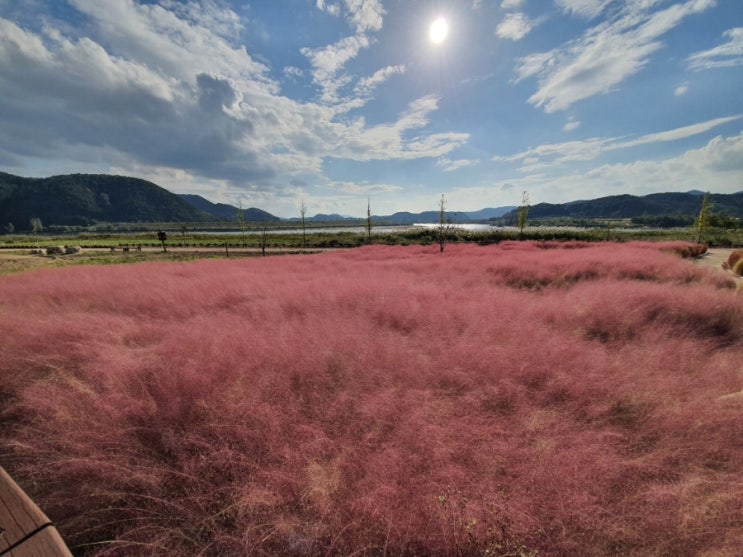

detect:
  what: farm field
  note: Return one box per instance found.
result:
[1,241,742,556]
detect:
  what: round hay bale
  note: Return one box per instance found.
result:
[46,245,65,255]
[64,246,81,254]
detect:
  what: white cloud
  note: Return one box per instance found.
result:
[316,0,341,16]
[343,0,384,34]
[66,0,274,89]
[501,0,525,8]
[516,0,715,112]
[283,66,304,78]
[317,0,341,16]
[333,96,469,161]
[687,27,743,70]
[490,131,743,205]
[495,137,610,168]
[555,0,613,20]
[618,115,743,149]
[495,115,742,167]
[496,13,534,41]
[301,1,390,105]
[563,119,581,131]
[301,34,371,103]
[328,180,403,195]
[674,82,689,96]
[0,1,468,200]
[159,0,244,40]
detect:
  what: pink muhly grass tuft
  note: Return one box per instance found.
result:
[1,241,742,556]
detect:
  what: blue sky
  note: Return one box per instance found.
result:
[1,0,741,217]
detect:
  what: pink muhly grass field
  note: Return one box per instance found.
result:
[1,241,742,556]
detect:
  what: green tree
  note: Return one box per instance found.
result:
[30,217,43,234]
[517,190,530,238]
[695,191,711,243]
[157,229,168,252]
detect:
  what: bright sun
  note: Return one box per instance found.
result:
[429,16,449,44]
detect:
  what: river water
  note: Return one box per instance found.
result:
[193,223,497,235]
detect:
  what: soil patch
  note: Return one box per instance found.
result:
[692,248,743,287]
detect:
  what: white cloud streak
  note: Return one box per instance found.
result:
[555,0,613,20]
[354,64,406,96]
[495,115,742,168]
[516,0,716,112]
[437,158,478,172]
[687,27,743,70]
[490,131,743,205]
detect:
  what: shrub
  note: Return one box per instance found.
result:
[723,249,743,273]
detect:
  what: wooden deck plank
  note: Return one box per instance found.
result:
[0,467,72,557]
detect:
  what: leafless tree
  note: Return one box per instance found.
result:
[438,194,447,252]
[366,197,373,244]
[300,200,307,249]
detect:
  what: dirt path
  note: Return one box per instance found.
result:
[691,248,742,288]
[0,246,326,274]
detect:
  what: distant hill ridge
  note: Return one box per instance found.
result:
[505,191,743,220]
[2,171,742,230]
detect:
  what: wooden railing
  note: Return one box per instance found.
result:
[0,466,72,556]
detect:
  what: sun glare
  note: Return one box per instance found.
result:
[429,16,449,44]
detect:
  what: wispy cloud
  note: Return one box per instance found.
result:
[354,64,406,96]
[515,0,716,112]
[491,131,743,204]
[437,157,478,172]
[501,0,525,8]
[334,96,469,161]
[687,27,743,70]
[328,180,403,195]
[674,82,689,96]
[555,0,613,20]
[496,13,535,41]
[316,0,341,17]
[495,115,742,168]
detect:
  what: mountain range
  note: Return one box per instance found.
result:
[1,172,741,231]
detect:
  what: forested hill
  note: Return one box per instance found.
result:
[178,194,280,222]
[0,172,211,230]
[508,191,743,221]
